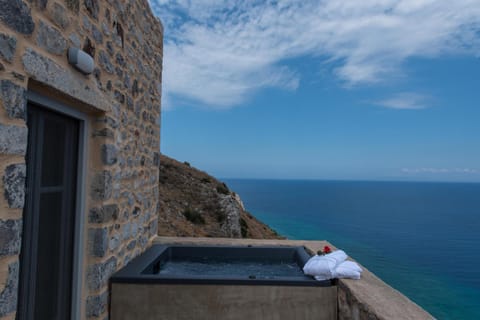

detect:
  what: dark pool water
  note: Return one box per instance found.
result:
[158,258,304,278]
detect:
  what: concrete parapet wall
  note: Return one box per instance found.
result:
[337,268,434,320]
[112,284,337,320]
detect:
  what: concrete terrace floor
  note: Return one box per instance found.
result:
[154,236,434,320]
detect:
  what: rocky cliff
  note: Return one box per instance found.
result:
[157,155,282,239]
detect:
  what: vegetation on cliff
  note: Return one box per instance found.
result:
[158,155,282,239]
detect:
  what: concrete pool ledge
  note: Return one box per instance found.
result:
[154,236,434,320]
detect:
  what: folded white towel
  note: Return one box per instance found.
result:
[339,261,362,273]
[303,250,347,279]
[333,261,362,279]
[304,251,362,280]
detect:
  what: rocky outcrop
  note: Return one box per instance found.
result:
[158,155,282,239]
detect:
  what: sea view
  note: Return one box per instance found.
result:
[226,179,480,319]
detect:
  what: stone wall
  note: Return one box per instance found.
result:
[0,0,163,319]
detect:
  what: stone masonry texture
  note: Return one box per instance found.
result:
[36,20,67,55]
[85,291,108,318]
[0,33,17,63]
[88,227,108,257]
[0,0,163,318]
[0,219,22,256]
[0,124,28,155]
[0,262,19,317]
[3,164,26,209]
[0,0,35,35]
[1,80,26,120]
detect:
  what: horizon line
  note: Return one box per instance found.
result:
[221,177,480,184]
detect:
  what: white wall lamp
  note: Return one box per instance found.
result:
[68,47,94,75]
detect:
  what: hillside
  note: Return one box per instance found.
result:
[157,155,282,239]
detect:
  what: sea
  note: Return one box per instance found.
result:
[225,179,480,319]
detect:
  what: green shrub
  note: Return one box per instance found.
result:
[240,218,249,238]
[184,161,190,167]
[214,210,226,223]
[183,208,205,224]
[216,183,230,195]
[201,177,211,184]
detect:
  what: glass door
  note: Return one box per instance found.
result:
[17,103,79,320]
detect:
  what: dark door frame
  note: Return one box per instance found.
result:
[19,91,88,320]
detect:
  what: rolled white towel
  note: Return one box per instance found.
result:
[332,261,362,280]
[303,250,347,279]
[340,261,362,273]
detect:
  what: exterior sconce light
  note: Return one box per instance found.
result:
[68,47,94,75]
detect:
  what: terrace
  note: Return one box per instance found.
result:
[110,236,433,320]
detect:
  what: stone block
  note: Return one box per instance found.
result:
[69,33,82,48]
[122,222,131,240]
[139,235,147,249]
[123,254,132,266]
[101,22,110,36]
[92,24,103,44]
[0,261,19,317]
[86,256,117,291]
[1,80,26,119]
[49,2,69,30]
[113,90,124,104]
[115,53,125,67]
[0,34,16,63]
[130,222,138,238]
[115,67,123,78]
[34,0,48,10]
[88,227,108,257]
[92,128,114,139]
[84,0,99,20]
[22,48,109,112]
[98,50,114,74]
[82,14,91,32]
[0,124,28,155]
[0,219,22,256]
[126,240,136,251]
[90,170,113,200]
[106,41,114,56]
[109,233,120,251]
[126,95,133,110]
[3,164,26,209]
[65,0,79,11]
[86,290,108,318]
[0,0,35,35]
[36,20,67,55]
[96,116,118,129]
[88,204,119,223]
[101,144,118,165]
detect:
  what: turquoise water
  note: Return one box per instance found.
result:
[225,179,480,319]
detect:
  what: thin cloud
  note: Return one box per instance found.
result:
[375,92,431,110]
[149,0,480,108]
[402,168,480,174]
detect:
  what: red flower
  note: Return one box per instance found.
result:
[323,246,332,254]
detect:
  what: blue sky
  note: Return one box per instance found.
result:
[149,0,480,182]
